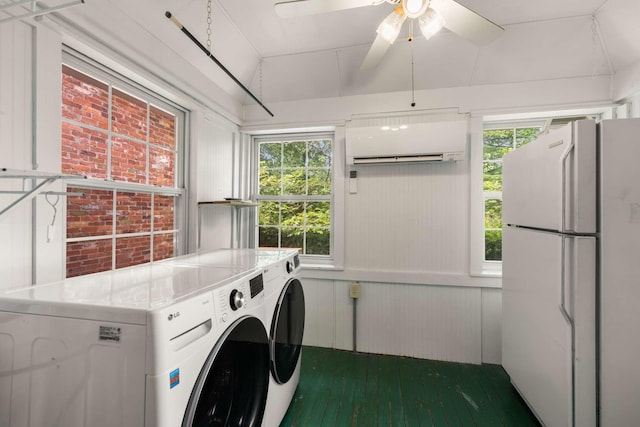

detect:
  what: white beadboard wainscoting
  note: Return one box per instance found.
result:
[345,154,469,275]
[301,276,502,365]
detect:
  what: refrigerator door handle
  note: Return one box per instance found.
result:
[560,138,575,234]
[559,236,573,326]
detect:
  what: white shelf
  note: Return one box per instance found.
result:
[0,168,86,217]
[0,0,84,25]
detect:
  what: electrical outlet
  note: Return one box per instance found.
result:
[349,282,361,299]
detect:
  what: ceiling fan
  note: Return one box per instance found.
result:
[274,0,504,69]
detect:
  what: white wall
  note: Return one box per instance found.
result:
[196,113,244,250]
[0,21,33,288]
[244,74,614,365]
[0,21,65,288]
[1,7,621,366]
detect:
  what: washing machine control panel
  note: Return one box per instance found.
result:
[285,254,301,275]
[229,290,244,310]
[213,273,264,324]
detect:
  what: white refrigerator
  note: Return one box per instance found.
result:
[501,118,640,427]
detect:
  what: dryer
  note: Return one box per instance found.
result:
[262,253,304,427]
[160,249,305,426]
[0,262,270,427]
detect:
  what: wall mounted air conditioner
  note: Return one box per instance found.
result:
[345,119,467,165]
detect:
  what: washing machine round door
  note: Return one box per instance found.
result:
[271,278,305,384]
[183,316,269,427]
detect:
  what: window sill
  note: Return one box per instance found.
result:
[470,270,502,278]
[300,263,344,271]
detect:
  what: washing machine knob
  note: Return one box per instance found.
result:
[286,261,293,274]
[229,290,244,311]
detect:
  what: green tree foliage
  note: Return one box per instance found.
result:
[258,139,332,255]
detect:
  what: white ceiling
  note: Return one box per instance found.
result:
[84,0,639,108]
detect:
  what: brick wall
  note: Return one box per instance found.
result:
[62,66,178,277]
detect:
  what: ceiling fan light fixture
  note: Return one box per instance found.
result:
[418,8,445,40]
[402,0,428,19]
[376,9,406,44]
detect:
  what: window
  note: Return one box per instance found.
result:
[482,126,540,261]
[256,134,333,257]
[61,57,186,278]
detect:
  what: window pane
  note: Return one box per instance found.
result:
[259,201,280,226]
[282,169,306,195]
[306,228,330,255]
[111,137,146,183]
[153,233,175,261]
[150,106,176,150]
[67,188,113,238]
[257,135,333,258]
[154,195,175,231]
[308,139,332,168]
[116,235,151,268]
[112,88,148,140]
[116,192,151,234]
[485,230,502,261]
[483,129,513,160]
[308,169,331,195]
[61,65,109,130]
[259,226,279,248]
[259,169,281,195]
[283,141,306,168]
[306,202,330,227]
[281,202,304,227]
[485,199,503,229]
[66,239,112,278]
[483,161,502,192]
[149,146,175,187]
[516,128,539,147]
[260,142,282,169]
[62,61,184,277]
[62,123,109,179]
[281,228,303,251]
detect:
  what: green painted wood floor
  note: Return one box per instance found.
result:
[281,346,540,427]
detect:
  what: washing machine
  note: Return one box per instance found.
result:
[0,261,270,427]
[160,249,305,426]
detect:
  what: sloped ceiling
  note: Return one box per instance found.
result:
[72,0,639,108]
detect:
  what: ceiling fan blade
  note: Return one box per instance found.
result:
[275,0,376,18]
[360,34,392,70]
[429,0,503,46]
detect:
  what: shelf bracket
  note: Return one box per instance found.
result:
[0,168,87,218]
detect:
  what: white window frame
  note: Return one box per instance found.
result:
[251,127,345,269]
[470,107,615,278]
[62,50,189,275]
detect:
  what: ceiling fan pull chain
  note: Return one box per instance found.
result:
[206,0,213,52]
[411,43,416,107]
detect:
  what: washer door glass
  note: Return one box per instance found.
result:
[183,316,269,427]
[271,278,305,384]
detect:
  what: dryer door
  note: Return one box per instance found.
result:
[270,278,305,384]
[182,316,269,427]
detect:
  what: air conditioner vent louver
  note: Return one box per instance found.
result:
[346,119,467,166]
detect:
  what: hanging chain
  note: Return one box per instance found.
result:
[259,59,263,101]
[206,0,213,52]
[591,16,599,78]
[411,46,416,107]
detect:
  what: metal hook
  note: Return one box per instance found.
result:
[44,191,59,226]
